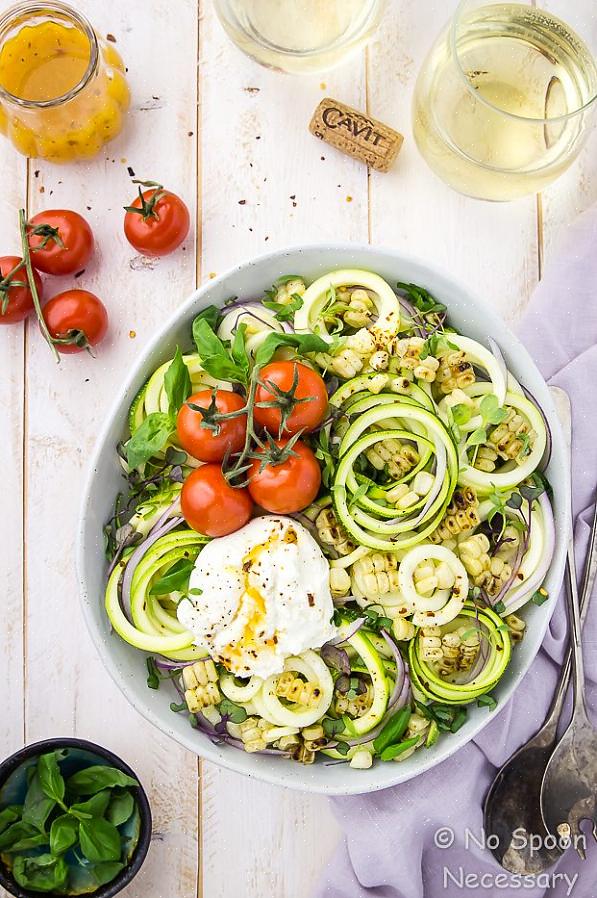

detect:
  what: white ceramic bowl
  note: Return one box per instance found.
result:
[77,244,569,796]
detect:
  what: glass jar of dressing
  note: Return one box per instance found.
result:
[0,1,130,162]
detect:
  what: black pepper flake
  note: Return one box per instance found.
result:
[290,195,296,200]
[34,169,39,178]
[106,33,117,42]
[238,199,246,205]
[127,166,135,177]
[307,593,315,607]
[74,269,85,279]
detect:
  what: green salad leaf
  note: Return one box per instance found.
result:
[12,853,69,893]
[78,817,122,863]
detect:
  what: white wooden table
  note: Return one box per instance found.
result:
[1,1,596,895]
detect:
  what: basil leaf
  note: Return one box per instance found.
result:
[50,814,79,854]
[69,789,112,820]
[253,332,328,367]
[126,411,174,469]
[193,318,249,383]
[0,805,22,834]
[38,751,65,804]
[380,736,419,761]
[477,693,498,711]
[22,771,56,832]
[373,707,411,755]
[149,558,195,596]
[106,791,135,827]
[164,346,192,416]
[67,766,139,796]
[0,821,41,850]
[193,304,220,331]
[12,853,69,893]
[230,323,250,382]
[79,817,122,863]
[91,861,125,886]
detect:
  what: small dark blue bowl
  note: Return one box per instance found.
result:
[0,738,152,898]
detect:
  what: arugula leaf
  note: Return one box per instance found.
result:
[263,293,304,322]
[126,411,174,470]
[253,332,328,368]
[193,317,249,383]
[69,789,112,820]
[0,805,22,834]
[106,791,135,827]
[38,751,66,804]
[91,861,125,886]
[12,853,68,893]
[22,771,56,832]
[79,817,122,863]
[149,558,195,596]
[67,766,138,796]
[218,698,248,724]
[50,814,79,854]
[164,346,192,415]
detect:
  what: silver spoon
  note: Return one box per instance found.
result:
[483,386,597,873]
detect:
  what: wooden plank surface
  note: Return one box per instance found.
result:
[1,0,596,896]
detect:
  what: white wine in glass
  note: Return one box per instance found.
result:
[213,0,386,74]
[413,2,597,201]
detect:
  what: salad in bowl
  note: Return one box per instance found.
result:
[93,256,563,783]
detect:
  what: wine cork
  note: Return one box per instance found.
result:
[309,98,403,172]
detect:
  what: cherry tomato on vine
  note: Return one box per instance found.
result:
[177,389,247,463]
[0,255,43,324]
[27,210,94,276]
[124,180,190,257]
[42,289,108,354]
[181,465,253,537]
[248,438,321,514]
[253,361,328,436]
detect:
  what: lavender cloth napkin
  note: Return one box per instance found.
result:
[314,206,597,898]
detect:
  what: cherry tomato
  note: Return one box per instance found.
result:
[124,182,190,257]
[0,255,43,324]
[42,289,108,354]
[181,465,253,537]
[248,439,321,514]
[27,209,94,276]
[177,389,247,463]
[253,361,328,436]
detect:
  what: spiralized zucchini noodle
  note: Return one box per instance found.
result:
[103,270,554,769]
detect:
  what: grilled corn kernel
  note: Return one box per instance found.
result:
[296,744,316,764]
[275,672,322,708]
[365,438,420,480]
[406,713,430,738]
[414,356,440,382]
[505,613,526,643]
[428,487,480,543]
[262,725,300,743]
[436,350,476,394]
[488,408,535,461]
[238,717,268,752]
[352,552,400,599]
[388,336,426,371]
[343,289,375,328]
[313,348,363,379]
[276,734,301,752]
[368,350,390,372]
[474,445,499,473]
[392,617,416,641]
[330,567,351,597]
[335,685,372,718]
[412,471,435,497]
[316,507,355,556]
[419,635,443,661]
[183,661,221,712]
[435,561,456,590]
[273,278,305,303]
[350,749,373,769]
[385,482,409,504]
[345,327,376,357]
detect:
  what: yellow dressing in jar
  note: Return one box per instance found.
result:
[0,2,130,162]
